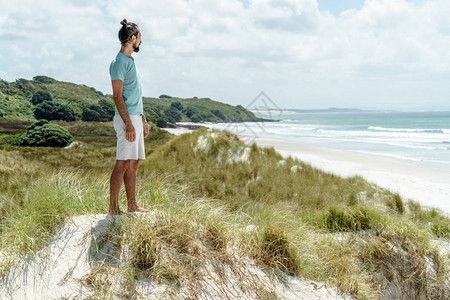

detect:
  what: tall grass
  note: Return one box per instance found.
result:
[0,122,448,299]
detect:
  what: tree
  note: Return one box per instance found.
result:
[190,115,201,122]
[82,99,115,122]
[170,101,183,111]
[185,106,195,118]
[212,109,226,120]
[31,90,53,105]
[156,117,167,128]
[32,76,56,84]
[159,94,172,99]
[34,100,76,121]
[19,120,73,147]
[82,105,102,122]
[164,107,182,122]
[99,99,115,120]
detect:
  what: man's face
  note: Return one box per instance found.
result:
[133,31,142,53]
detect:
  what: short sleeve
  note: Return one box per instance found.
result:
[109,59,127,81]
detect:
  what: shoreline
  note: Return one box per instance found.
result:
[163,126,450,215]
[254,137,450,215]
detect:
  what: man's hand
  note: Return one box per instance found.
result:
[125,122,136,142]
[143,121,150,138]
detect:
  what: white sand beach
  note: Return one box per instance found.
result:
[163,127,450,215]
[254,138,450,215]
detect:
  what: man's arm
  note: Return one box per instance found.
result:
[142,112,150,138]
[112,79,136,142]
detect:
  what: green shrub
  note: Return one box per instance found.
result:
[19,120,73,147]
[82,105,102,121]
[212,109,226,120]
[32,76,56,84]
[156,117,167,128]
[185,106,195,118]
[190,115,201,122]
[164,107,182,122]
[167,116,176,124]
[34,100,77,121]
[170,101,183,111]
[82,99,114,122]
[31,90,53,105]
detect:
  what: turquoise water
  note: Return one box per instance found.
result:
[197,111,450,171]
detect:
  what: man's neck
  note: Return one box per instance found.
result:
[120,45,134,60]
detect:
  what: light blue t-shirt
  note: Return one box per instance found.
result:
[109,52,143,115]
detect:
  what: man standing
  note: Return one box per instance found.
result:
[109,19,149,215]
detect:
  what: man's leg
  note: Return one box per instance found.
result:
[124,160,149,212]
[109,160,130,215]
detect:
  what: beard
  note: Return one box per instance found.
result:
[133,44,140,53]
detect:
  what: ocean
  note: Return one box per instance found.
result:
[192,111,450,172]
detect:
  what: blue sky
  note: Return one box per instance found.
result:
[1,0,449,110]
[316,0,365,15]
[239,0,366,15]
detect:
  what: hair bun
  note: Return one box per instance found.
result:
[120,19,128,26]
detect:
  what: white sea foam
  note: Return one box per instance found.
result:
[368,126,445,133]
[197,115,450,171]
[356,151,424,162]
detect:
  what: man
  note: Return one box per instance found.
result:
[109,19,149,215]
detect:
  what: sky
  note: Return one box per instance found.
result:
[0,0,449,110]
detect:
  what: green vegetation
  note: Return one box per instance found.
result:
[144,95,260,124]
[30,90,53,105]
[19,120,73,147]
[0,120,448,299]
[34,99,77,121]
[82,99,115,122]
[0,76,263,126]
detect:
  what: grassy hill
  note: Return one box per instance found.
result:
[0,76,262,124]
[0,119,448,299]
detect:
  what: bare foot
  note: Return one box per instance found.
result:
[108,208,123,215]
[127,206,149,213]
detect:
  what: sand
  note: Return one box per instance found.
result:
[163,126,450,214]
[1,214,354,299]
[254,138,450,215]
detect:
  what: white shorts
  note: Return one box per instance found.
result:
[113,114,146,160]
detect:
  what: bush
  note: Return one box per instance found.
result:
[99,99,115,119]
[190,115,201,122]
[82,99,115,122]
[156,117,167,128]
[19,120,73,147]
[170,101,183,111]
[185,106,195,118]
[164,107,182,122]
[82,105,102,122]
[32,76,56,84]
[212,109,226,120]
[166,116,176,124]
[159,94,172,99]
[34,100,77,121]
[31,90,53,105]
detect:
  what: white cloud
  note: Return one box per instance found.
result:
[0,0,449,109]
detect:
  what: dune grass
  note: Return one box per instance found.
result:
[0,120,448,299]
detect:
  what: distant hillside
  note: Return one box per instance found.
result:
[0,76,262,125]
[142,95,260,124]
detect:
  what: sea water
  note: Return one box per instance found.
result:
[193,111,450,172]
